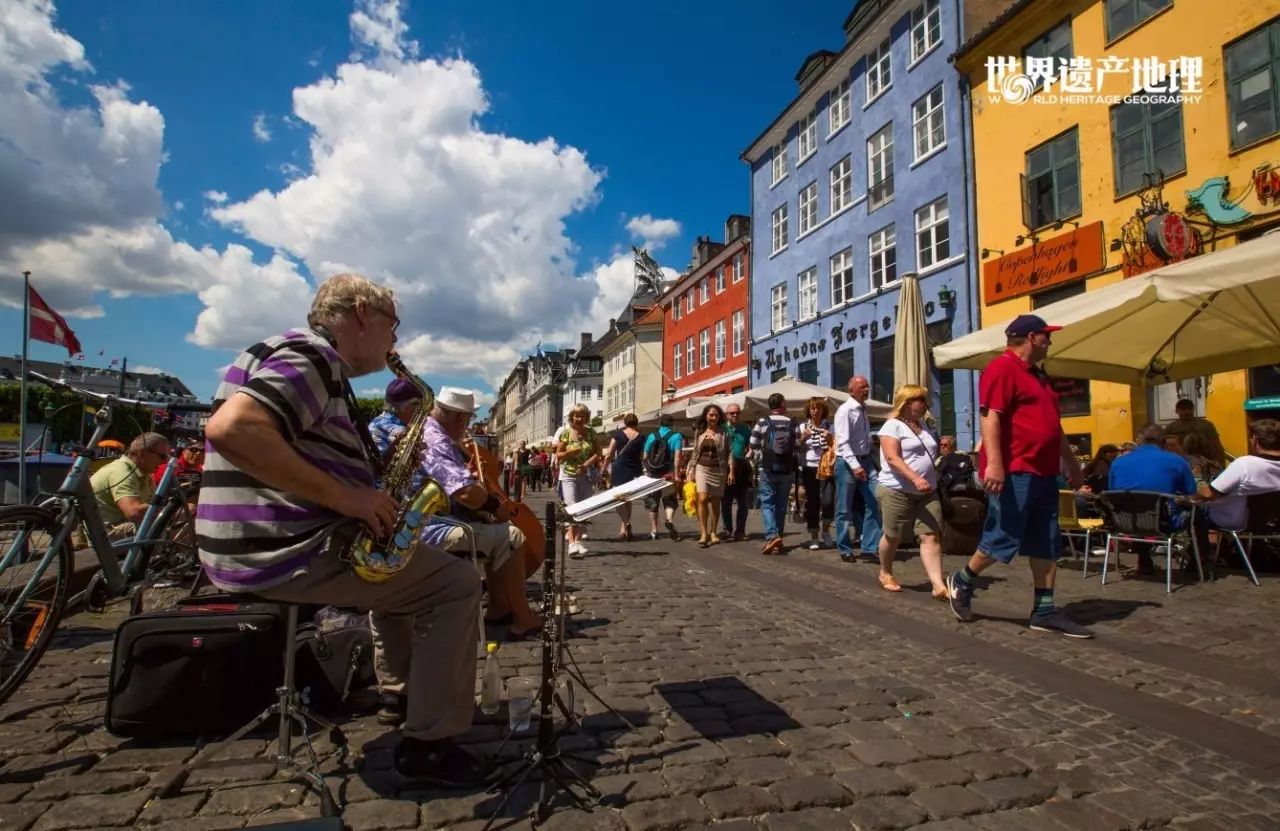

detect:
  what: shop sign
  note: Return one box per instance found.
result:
[1185,176,1252,225]
[1255,166,1280,206]
[1050,377,1091,418]
[983,221,1105,303]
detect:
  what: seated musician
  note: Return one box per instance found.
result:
[196,273,490,789]
[415,387,542,642]
[91,432,171,540]
[368,378,420,462]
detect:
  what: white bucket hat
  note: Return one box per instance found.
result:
[435,386,478,415]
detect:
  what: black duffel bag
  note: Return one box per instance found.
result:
[106,594,287,738]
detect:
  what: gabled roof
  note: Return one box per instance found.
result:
[633,305,664,327]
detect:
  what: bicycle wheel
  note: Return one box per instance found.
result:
[140,499,198,583]
[0,506,72,705]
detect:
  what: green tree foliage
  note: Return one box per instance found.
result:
[0,383,158,447]
[353,397,384,424]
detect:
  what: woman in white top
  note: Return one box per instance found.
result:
[874,384,946,598]
[798,397,835,550]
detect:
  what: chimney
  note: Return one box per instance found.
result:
[580,332,591,350]
[609,318,617,332]
[725,214,750,243]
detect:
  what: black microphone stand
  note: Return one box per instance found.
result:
[480,502,601,829]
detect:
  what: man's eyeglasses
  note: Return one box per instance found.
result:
[370,305,400,333]
[726,410,740,417]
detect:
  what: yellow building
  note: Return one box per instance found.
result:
[955,0,1280,457]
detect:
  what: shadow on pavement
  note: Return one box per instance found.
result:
[1060,597,1162,624]
[655,675,800,738]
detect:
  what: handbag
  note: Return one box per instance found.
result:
[295,610,376,714]
[817,445,837,480]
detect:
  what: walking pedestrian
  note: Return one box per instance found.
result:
[555,405,599,557]
[642,414,685,541]
[874,385,947,598]
[798,397,835,550]
[721,404,753,541]
[947,314,1092,638]
[751,393,800,555]
[687,404,731,547]
[833,376,883,563]
[600,413,645,541]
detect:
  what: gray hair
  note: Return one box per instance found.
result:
[129,432,169,455]
[1137,423,1167,445]
[307,273,396,330]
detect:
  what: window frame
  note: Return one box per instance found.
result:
[699,328,710,369]
[714,319,726,363]
[797,267,819,321]
[1105,0,1172,42]
[911,85,946,162]
[771,283,788,333]
[716,265,726,293]
[1224,20,1280,150]
[771,204,789,254]
[866,38,892,103]
[701,277,711,304]
[685,290,694,313]
[733,253,744,283]
[829,78,851,135]
[731,309,745,355]
[910,0,942,65]
[869,224,898,289]
[830,247,855,306]
[686,336,695,373]
[830,155,853,214]
[798,181,819,235]
[867,124,895,210]
[915,197,951,270]
[1024,127,1081,229]
[797,111,818,163]
[673,342,682,379]
[770,140,788,186]
[1022,18,1073,91]
[1109,98,1187,197]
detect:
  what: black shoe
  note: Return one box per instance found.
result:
[839,552,855,563]
[947,572,974,623]
[1029,609,1094,639]
[1137,552,1155,575]
[393,737,495,789]
[666,521,679,541]
[376,694,406,726]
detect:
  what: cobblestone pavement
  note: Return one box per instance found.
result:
[1,492,1278,830]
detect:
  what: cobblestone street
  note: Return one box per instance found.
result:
[1,492,1278,830]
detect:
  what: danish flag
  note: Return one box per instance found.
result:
[27,284,82,357]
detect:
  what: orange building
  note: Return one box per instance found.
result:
[660,215,752,403]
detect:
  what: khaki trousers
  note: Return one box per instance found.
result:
[256,542,480,742]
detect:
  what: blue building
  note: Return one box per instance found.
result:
[742,0,980,444]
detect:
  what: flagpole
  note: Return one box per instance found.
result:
[18,271,30,504]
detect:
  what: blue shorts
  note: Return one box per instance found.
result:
[977,473,1060,563]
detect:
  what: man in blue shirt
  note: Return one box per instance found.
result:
[1107,423,1196,573]
[642,415,686,541]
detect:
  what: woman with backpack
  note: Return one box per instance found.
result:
[874,384,947,599]
[685,404,732,548]
[601,413,645,541]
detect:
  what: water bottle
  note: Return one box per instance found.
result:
[480,642,502,716]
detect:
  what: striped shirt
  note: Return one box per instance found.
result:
[196,328,375,591]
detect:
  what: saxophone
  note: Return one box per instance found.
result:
[347,352,450,583]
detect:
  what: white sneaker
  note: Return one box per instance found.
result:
[808,540,821,550]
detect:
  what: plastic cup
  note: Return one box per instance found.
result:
[507,677,537,732]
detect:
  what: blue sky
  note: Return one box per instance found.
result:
[1,0,851,408]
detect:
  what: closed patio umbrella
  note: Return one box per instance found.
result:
[934,232,1280,384]
[893,274,931,392]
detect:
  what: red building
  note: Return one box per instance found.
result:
[661,215,751,402]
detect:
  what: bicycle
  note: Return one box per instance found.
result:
[0,371,201,704]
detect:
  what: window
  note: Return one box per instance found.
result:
[829,79,851,134]
[798,182,818,235]
[685,291,694,313]
[868,124,894,209]
[926,320,956,437]
[797,268,818,320]
[798,359,818,385]
[831,348,855,391]
[701,277,711,303]
[869,225,897,288]
[870,336,895,404]
[830,156,852,214]
[733,253,744,282]
[770,140,787,185]
[1033,279,1086,308]
[732,309,745,355]
[1024,128,1081,228]
[673,299,681,321]
[716,266,726,293]
[915,198,950,269]
[797,111,818,162]
[1110,99,1186,195]
[1106,0,1171,41]
[699,328,710,369]
[771,283,788,332]
[912,85,945,161]
[1225,21,1280,150]
[1023,20,1072,89]
[715,319,726,363]
[771,368,787,382]
[771,204,789,253]
[866,38,891,101]
[686,336,695,373]
[911,0,942,63]
[830,248,854,305]
[673,342,682,379]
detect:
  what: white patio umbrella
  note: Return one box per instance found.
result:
[893,274,931,391]
[692,377,891,422]
[934,232,1280,384]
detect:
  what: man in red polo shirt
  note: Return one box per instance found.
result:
[947,314,1091,638]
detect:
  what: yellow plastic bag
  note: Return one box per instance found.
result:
[682,480,697,517]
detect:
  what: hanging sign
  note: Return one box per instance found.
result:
[983,221,1105,303]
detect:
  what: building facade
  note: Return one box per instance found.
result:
[743,0,979,442]
[661,217,752,402]
[600,305,665,425]
[955,0,1280,457]
[560,333,605,426]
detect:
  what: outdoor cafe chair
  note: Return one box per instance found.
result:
[1059,489,1104,577]
[1095,490,1203,594]
[1216,491,1277,587]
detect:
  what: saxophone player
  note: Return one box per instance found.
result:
[197,273,491,789]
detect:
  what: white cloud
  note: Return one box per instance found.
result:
[252,113,272,143]
[188,248,311,349]
[625,214,681,251]
[203,190,228,204]
[173,200,185,212]
[349,0,419,67]
[131,364,169,375]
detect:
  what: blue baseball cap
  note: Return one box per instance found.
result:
[1004,314,1062,338]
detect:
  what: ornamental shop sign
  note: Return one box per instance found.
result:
[983,221,1106,304]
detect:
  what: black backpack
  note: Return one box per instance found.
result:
[643,429,674,476]
[761,418,797,475]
